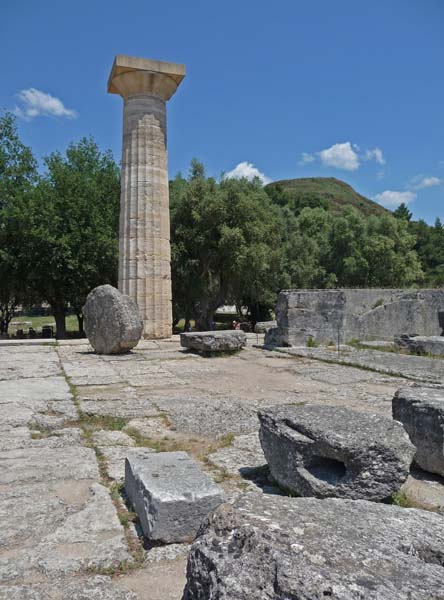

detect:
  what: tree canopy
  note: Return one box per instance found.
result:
[25,138,120,336]
[0,114,120,338]
[170,160,288,329]
[0,113,38,332]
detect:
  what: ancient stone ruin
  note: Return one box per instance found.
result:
[83,284,143,354]
[258,403,415,500]
[180,330,247,354]
[108,55,185,339]
[266,288,444,346]
[125,452,224,543]
[182,493,444,599]
[393,387,444,476]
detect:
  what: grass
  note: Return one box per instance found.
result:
[306,336,319,348]
[79,414,128,432]
[58,365,146,573]
[391,491,413,508]
[371,298,385,309]
[10,314,78,332]
[218,433,235,448]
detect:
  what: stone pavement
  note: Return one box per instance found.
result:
[280,345,444,383]
[1,336,443,597]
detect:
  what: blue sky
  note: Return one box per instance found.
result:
[1,0,443,223]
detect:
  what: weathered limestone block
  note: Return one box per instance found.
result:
[83,285,143,355]
[258,404,415,500]
[182,493,444,600]
[394,334,444,356]
[180,330,246,353]
[393,387,444,476]
[108,55,185,339]
[270,288,444,346]
[253,320,277,333]
[125,452,224,542]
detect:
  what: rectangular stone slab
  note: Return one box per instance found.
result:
[125,452,224,543]
[180,330,247,353]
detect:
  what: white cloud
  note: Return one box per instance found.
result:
[374,190,417,207]
[318,142,360,171]
[298,152,315,166]
[365,148,386,165]
[300,142,386,172]
[224,161,272,185]
[14,88,77,120]
[412,176,441,190]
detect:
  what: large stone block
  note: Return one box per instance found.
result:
[83,285,143,354]
[125,452,224,543]
[180,330,246,353]
[393,387,444,476]
[182,493,444,600]
[270,288,444,346]
[258,404,415,500]
[394,334,444,356]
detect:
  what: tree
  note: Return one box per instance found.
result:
[394,202,412,222]
[170,160,288,330]
[0,112,38,334]
[284,205,422,289]
[410,217,444,286]
[25,138,120,338]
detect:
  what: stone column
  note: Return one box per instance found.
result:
[108,55,185,339]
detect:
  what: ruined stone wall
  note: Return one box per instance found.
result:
[270,289,444,346]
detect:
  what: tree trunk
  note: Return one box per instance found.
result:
[76,313,84,336]
[194,279,227,332]
[52,302,67,339]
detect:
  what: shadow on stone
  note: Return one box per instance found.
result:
[305,455,347,485]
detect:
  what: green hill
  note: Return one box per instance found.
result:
[265,177,389,217]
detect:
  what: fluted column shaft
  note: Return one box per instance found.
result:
[119,94,171,338]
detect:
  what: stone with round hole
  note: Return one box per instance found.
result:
[258,404,415,501]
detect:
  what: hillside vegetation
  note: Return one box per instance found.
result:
[265,177,389,217]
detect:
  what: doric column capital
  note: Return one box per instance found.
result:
[108,55,185,101]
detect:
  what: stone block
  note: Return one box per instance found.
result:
[393,387,444,476]
[394,334,444,356]
[180,330,246,353]
[258,404,415,500]
[125,452,224,542]
[270,288,444,346]
[83,285,143,354]
[182,493,444,599]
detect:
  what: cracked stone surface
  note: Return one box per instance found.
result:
[3,337,444,598]
[93,430,135,447]
[183,494,444,599]
[281,345,444,383]
[99,446,156,482]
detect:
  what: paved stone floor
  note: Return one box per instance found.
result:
[1,336,443,598]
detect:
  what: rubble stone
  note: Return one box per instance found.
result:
[83,285,143,354]
[258,403,415,500]
[182,493,444,600]
[180,330,246,353]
